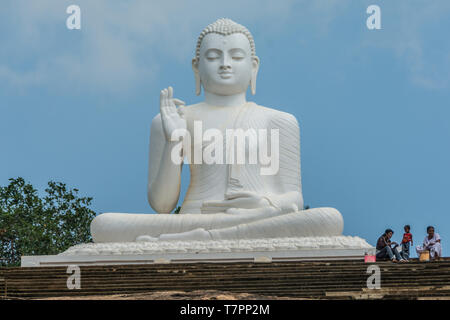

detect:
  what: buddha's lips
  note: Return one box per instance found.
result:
[219,72,233,78]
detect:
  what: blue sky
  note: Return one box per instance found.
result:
[1,0,449,255]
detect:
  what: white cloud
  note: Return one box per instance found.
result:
[0,0,299,94]
[361,1,450,89]
[0,65,42,87]
[1,0,448,93]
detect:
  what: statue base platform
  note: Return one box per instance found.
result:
[21,236,374,267]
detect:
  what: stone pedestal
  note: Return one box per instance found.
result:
[21,236,374,267]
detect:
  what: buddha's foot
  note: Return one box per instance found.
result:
[159,228,213,241]
[136,235,158,242]
[135,228,212,242]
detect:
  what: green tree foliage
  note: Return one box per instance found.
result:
[0,177,96,266]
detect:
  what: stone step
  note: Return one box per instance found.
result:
[4,263,450,276]
[4,273,450,285]
[8,287,450,299]
[6,261,449,275]
[5,278,449,292]
[4,270,450,283]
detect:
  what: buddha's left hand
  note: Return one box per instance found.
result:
[201,191,275,213]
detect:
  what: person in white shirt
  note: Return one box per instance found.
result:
[416,226,442,260]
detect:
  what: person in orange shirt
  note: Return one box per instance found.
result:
[401,225,413,260]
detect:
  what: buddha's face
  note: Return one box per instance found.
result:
[195,33,259,96]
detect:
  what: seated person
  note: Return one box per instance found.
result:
[376,229,406,262]
[400,224,413,260]
[416,226,442,261]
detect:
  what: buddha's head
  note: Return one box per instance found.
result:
[192,18,260,96]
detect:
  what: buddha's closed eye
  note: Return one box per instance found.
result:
[205,49,221,61]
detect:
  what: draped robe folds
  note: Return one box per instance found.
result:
[416,233,442,259]
[90,102,344,243]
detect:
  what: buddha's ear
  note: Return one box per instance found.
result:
[251,56,260,95]
[192,58,201,96]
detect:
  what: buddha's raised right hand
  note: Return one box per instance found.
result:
[160,86,186,141]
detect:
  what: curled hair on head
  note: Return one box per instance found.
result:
[427,226,434,232]
[384,228,394,235]
[404,224,410,230]
[194,18,256,64]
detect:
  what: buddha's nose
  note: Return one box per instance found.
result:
[220,55,232,70]
[219,65,232,72]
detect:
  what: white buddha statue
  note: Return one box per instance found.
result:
[91,18,344,243]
